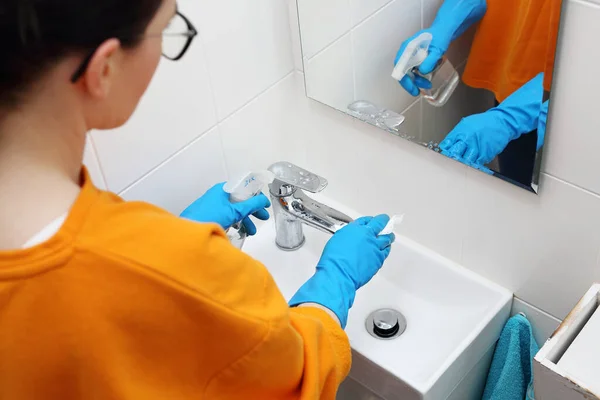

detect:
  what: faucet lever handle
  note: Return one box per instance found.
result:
[268,162,328,193]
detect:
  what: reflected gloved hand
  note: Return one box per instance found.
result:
[439,73,545,169]
[440,111,513,168]
[289,215,395,328]
[395,0,487,96]
[180,183,271,235]
[537,100,549,151]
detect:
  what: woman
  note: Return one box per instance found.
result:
[0,0,395,398]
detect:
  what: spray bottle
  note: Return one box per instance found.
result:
[223,171,274,249]
[391,32,459,107]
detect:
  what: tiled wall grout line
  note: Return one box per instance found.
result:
[87,135,108,189]
[542,172,600,199]
[117,127,218,195]
[216,71,296,124]
[116,72,298,195]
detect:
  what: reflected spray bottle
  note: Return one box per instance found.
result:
[392,32,459,107]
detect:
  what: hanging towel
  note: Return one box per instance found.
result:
[482,314,540,400]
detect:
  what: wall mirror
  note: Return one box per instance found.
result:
[296,0,563,193]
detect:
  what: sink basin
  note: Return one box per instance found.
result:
[244,196,511,400]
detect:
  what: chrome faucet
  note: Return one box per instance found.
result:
[268,162,353,251]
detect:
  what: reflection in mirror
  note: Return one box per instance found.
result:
[296,0,563,193]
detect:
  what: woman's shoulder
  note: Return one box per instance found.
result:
[79,190,230,264]
[76,191,282,322]
[81,190,218,239]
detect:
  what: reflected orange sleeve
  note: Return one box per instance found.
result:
[0,171,351,399]
[462,0,563,101]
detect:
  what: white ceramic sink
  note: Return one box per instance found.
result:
[244,196,511,400]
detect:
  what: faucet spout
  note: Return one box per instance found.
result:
[267,162,354,251]
[273,187,353,235]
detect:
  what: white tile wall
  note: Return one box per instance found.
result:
[195,0,294,120]
[542,0,600,195]
[349,0,394,25]
[305,33,355,112]
[219,73,307,178]
[288,0,304,71]
[120,128,227,215]
[91,0,600,324]
[297,0,352,60]
[462,172,600,318]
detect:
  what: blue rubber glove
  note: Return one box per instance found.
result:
[440,73,545,168]
[537,100,549,151]
[467,161,494,175]
[289,215,395,328]
[395,0,487,95]
[180,183,271,235]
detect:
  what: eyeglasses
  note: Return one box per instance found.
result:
[70,10,198,83]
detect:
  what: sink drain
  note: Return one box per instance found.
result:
[366,309,407,340]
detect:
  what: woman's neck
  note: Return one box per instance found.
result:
[0,95,87,249]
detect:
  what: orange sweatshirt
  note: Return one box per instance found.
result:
[0,170,351,399]
[462,0,562,102]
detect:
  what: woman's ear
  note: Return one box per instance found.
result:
[80,39,121,99]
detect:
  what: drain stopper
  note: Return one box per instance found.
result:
[366,309,407,340]
[374,314,400,338]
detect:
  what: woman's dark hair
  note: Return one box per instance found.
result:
[0,0,164,108]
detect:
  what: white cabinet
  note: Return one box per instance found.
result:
[534,284,600,400]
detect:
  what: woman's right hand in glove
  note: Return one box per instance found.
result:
[289,215,395,328]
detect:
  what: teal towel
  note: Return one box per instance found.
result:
[482,314,540,400]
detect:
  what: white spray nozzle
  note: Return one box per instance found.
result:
[392,32,432,81]
[223,171,274,203]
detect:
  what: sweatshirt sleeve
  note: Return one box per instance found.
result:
[203,284,352,400]
[196,229,352,399]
